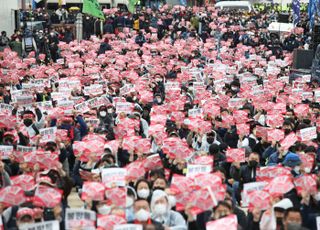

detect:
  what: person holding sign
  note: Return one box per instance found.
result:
[150,190,187,229]
[16,107,45,139]
[230,152,260,204]
[282,153,302,177]
[129,199,164,230]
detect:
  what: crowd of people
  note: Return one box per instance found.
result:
[0,4,319,230]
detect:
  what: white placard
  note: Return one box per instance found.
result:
[39,127,57,144]
[299,127,317,142]
[74,101,90,113]
[83,84,103,96]
[20,220,60,230]
[0,103,14,113]
[165,82,180,91]
[56,100,74,108]
[65,208,96,230]
[186,164,212,177]
[188,108,203,118]
[241,181,268,207]
[15,95,33,106]
[16,145,36,153]
[113,224,143,230]
[115,102,133,114]
[0,145,13,159]
[101,168,127,187]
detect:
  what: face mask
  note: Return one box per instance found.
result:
[153,186,164,191]
[304,167,311,174]
[153,204,167,215]
[45,147,55,152]
[126,197,134,208]
[23,119,33,127]
[97,205,111,215]
[248,160,258,168]
[107,108,113,113]
[287,222,301,229]
[137,189,150,199]
[4,140,13,145]
[156,98,162,103]
[276,217,283,226]
[168,195,176,208]
[231,87,238,92]
[135,208,150,222]
[215,212,228,219]
[314,192,320,201]
[50,33,54,36]
[284,129,291,135]
[293,166,300,174]
[99,111,107,117]
[207,137,215,144]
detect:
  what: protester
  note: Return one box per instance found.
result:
[0,4,319,230]
[0,31,10,51]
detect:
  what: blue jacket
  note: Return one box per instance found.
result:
[267,151,295,166]
[262,146,276,161]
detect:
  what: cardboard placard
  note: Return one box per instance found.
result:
[101,168,127,187]
[20,221,60,230]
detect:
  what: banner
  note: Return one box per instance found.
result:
[20,220,59,230]
[128,0,139,13]
[82,0,105,20]
[58,0,66,6]
[292,0,301,26]
[308,0,317,30]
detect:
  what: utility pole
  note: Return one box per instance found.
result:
[76,12,83,43]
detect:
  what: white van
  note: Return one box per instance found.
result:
[268,22,294,33]
[215,1,253,12]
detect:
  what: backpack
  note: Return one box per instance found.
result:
[5,206,19,230]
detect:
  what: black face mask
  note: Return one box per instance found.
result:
[207,137,215,144]
[248,160,258,168]
[276,217,283,227]
[45,147,56,152]
[153,186,165,191]
[23,119,33,127]
[4,138,13,145]
[284,129,291,135]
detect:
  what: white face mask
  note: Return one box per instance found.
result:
[304,167,311,174]
[294,166,300,174]
[135,208,150,222]
[99,111,107,117]
[153,203,167,215]
[137,189,150,199]
[314,192,320,201]
[126,197,134,208]
[97,205,111,215]
[107,108,113,113]
[168,195,176,208]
